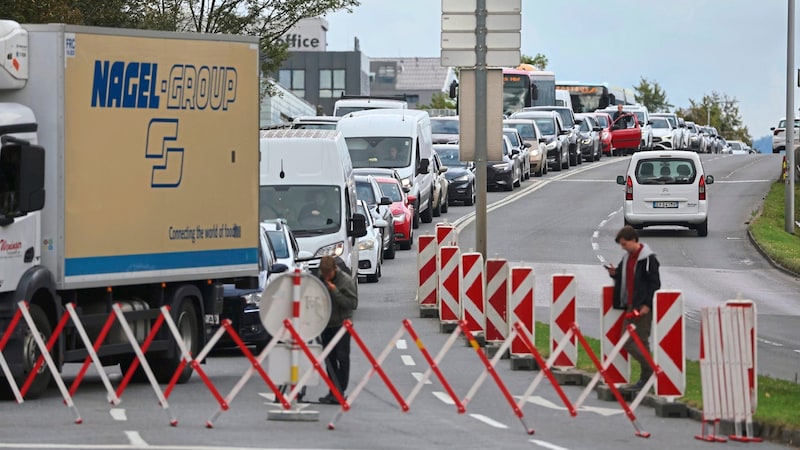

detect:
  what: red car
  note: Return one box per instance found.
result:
[593,112,613,156]
[610,113,642,156]
[375,177,414,250]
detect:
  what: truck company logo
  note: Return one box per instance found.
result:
[90,61,238,111]
[0,240,22,252]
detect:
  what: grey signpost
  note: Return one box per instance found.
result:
[441,0,521,258]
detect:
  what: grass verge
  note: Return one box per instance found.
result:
[532,321,800,430]
[749,181,800,274]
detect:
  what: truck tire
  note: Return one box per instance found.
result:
[154,298,199,383]
[17,304,53,399]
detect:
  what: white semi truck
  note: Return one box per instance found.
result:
[0,21,261,397]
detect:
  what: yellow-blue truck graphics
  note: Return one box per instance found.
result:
[50,29,259,287]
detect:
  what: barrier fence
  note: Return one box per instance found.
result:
[0,220,745,442]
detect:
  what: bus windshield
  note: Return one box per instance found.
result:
[503,72,531,116]
[556,84,609,113]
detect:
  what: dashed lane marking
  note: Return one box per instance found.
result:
[530,439,571,450]
[401,355,416,366]
[110,408,127,421]
[432,391,456,405]
[469,413,508,429]
[395,339,407,350]
[124,431,148,447]
[411,372,432,384]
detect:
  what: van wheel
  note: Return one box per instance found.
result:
[432,195,441,217]
[697,220,708,237]
[412,200,420,229]
[420,193,433,223]
[441,193,448,213]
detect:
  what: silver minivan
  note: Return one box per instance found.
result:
[616,151,714,236]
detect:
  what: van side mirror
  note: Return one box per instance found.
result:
[350,213,368,238]
[523,142,532,148]
[616,176,625,185]
[438,166,448,174]
[418,158,430,174]
[705,175,714,185]
[449,80,458,99]
[1,138,45,216]
[538,138,547,144]
[373,218,388,229]
[379,196,392,206]
[270,263,289,274]
[402,186,411,193]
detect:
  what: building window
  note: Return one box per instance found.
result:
[278,69,305,98]
[377,65,396,83]
[407,94,419,105]
[320,69,346,98]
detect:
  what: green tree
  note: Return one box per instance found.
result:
[520,53,548,70]
[633,77,673,113]
[675,92,751,143]
[418,92,456,110]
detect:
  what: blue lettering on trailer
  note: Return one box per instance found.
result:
[91,60,237,111]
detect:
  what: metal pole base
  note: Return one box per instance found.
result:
[419,307,438,319]
[267,408,320,422]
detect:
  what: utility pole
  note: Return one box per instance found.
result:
[786,0,796,234]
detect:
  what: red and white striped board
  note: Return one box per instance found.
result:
[600,285,630,385]
[550,274,577,368]
[509,267,535,356]
[726,299,757,412]
[435,222,458,247]
[653,290,685,397]
[460,252,485,335]
[484,259,509,344]
[438,246,461,324]
[417,235,437,312]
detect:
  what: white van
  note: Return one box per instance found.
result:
[259,129,367,273]
[333,97,408,117]
[336,109,435,228]
[555,90,573,111]
[616,150,714,236]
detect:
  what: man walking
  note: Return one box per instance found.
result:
[605,226,660,391]
[317,255,358,404]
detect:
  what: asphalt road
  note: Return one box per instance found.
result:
[0,153,795,450]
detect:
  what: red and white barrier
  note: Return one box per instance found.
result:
[484,258,509,345]
[509,267,535,357]
[550,274,577,368]
[417,235,438,314]
[460,252,485,335]
[726,299,757,413]
[438,246,461,325]
[653,290,684,398]
[435,222,458,247]
[600,286,629,385]
[696,303,761,443]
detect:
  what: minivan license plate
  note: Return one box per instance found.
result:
[653,201,678,208]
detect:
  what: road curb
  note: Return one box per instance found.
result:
[747,228,800,279]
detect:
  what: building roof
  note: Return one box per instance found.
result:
[371,57,453,91]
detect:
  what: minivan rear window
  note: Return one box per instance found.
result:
[635,159,696,185]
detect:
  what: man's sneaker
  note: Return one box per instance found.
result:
[622,379,647,391]
[318,393,346,405]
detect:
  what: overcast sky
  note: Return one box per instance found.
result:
[326,0,797,140]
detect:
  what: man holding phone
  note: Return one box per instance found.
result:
[605,226,661,391]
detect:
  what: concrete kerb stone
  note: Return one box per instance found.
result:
[747,228,800,279]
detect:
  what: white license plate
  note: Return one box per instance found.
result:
[653,201,678,208]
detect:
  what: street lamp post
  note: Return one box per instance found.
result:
[786,0,795,234]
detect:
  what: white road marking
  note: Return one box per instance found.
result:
[726,237,745,240]
[592,231,599,239]
[469,413,509,429]
[714,180,773,184]
[395,339,407,350]
[412,372,432,384]
[433,391,456,405]
[401,355,416,366]
[529,439,571,450]
[515,395,622,416]
[794,349,800,355]
[109,408,127,421]
[124,431,148,447]
[598,219,608,228]
[758,339,784,347]
[258,392,276,402]
[555,179,616,182]
[591,243,599,251]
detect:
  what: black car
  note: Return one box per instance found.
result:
[521,106,582,166]
[487,137,521,191]
[433,144,475,206]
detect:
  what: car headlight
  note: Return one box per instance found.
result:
[358,240,374,251]
[492,163,509,169]
[454,174,469,182]
[401,177,411,188]
[663,135,672,140]
[315,241,344,257]
[602,131,609,139]
[243,292,261,305]
[530,148,541,156]
[691,136,698,140]
[545,141,556,150]
[582,138,591,144]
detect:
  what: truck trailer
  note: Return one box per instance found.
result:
[0,21,260,397]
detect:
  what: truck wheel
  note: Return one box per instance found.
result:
[154,299,199,383]
[17,304,53,399]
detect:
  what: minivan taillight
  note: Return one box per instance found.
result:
[699,175,706,200]
[625,176,633,200]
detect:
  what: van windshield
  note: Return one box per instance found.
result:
[260,185,342,236]
[345,137,413,169]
